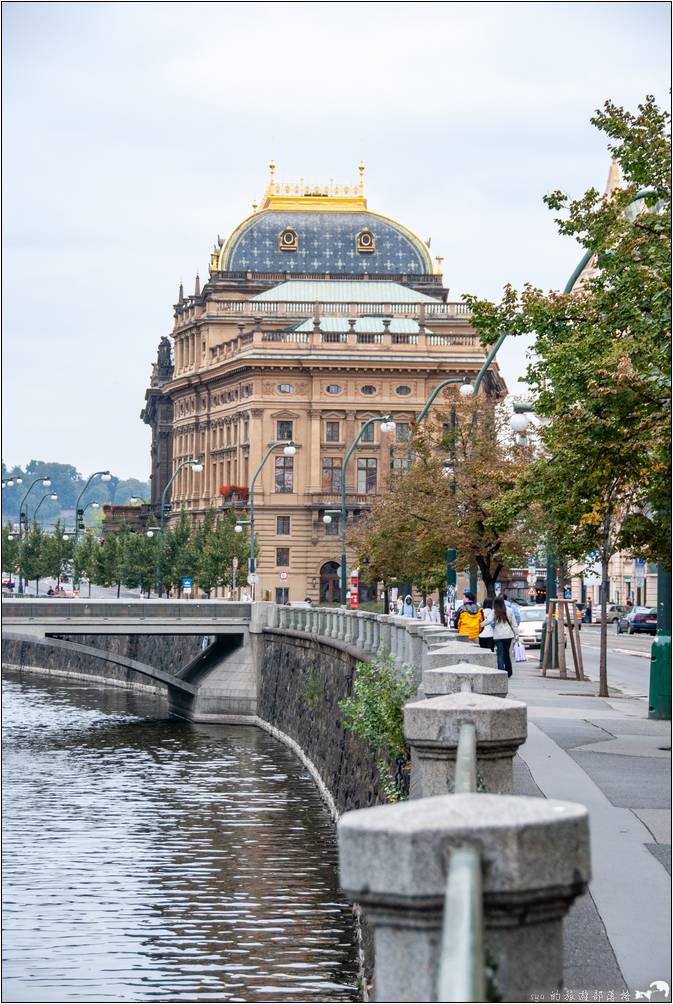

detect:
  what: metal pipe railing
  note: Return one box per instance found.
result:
[454,720,477,794]
[438,845,485,1003]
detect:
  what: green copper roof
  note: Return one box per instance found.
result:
[252,280,437,303]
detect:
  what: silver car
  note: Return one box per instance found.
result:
[517,605,547,647]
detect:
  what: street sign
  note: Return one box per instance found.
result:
[279,571,288,580]
[634,558,645,587]
[527,556,536,573]
[527,575,536,585]
[247,573,259,585]
[528,587,536,598]
[494,582,501,595]
[232,557,239,570]
[182,577,192,595]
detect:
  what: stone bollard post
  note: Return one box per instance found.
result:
[339,793,590,1003]
[404,692,527,796]
[278,606,288,630]
[423,662,508,698]
[379,617,391,658]
[424,641,497,672]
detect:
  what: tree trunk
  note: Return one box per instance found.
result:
[598,520,611,698]
[117,580,121,598]
[438,588,447,625]
[35,578,39,596]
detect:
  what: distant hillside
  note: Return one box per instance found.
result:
[1,460,150,531]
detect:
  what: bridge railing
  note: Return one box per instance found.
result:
[1,599,254,621]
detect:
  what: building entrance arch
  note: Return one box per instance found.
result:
[320,561,341,604]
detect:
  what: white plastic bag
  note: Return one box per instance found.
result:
[513,640,527,663]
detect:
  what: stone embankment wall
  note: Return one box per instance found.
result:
[259,631,383,815]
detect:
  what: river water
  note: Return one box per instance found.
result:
[2,673,359,1002]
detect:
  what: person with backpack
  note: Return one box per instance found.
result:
[488,595,519,676]
[456,592,483,640]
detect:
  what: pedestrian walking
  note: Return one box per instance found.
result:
[478,597,495,651]
[490,596,519,677]
[418,596,440,623]
[502,593,521,626]
[401,594,416,618]
[456,592,483,640]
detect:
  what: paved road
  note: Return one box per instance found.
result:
[526,623,654,699]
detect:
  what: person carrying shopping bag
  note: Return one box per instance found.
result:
[490,596,519,677]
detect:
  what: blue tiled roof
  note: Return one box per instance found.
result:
[224,211,432,275]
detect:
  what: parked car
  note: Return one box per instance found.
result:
[616,607,657,635]
[594,604,626,624]
[517,606,547,647]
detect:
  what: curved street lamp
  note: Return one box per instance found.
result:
[16,476,52,593]
[340,417,395,606]
[240,441,296,600]
[32,491,59,523]
[156,459,203,596]
[75,471,112,544]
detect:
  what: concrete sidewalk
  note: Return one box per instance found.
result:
[509,660,671,1000]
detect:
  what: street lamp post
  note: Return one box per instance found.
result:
[155,459,203,597]
[32,491,59,523]
[340,417,395,606]
[237,441,296,601]
[17,476,52,593]
[75,471,112,544]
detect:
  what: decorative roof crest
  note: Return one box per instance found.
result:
[257,161,367,211]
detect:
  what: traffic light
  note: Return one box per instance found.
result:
[76,508,84,517]
[78,521,85,530]
[163,502,172,515]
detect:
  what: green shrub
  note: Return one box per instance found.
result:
[339,653,416,802]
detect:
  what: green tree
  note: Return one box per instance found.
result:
[163,510,195,596]
[21,523,48,595]
[2,522,21,585]
[94,525,131,597]
[195,510,251,597]
[121,530,158,597]
[466,95,671,696]
[41,520,75,583]
[73,532,100,596]
[350,395,540,598]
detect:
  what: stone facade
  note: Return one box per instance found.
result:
[142,165,506,603]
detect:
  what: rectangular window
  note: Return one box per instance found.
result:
[396,422,410,443]
[357,458,377,494]
[275,587,289,604]
[276,516,290,535]
[325,421,340,443]
[360,421,374,443]
[325,515,340,536]
[321,457,342,493]
[274,455,294,493]
[277,420,293,442]
[276,547,290,567]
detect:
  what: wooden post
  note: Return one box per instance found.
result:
[557,601,567,679]
[565,601,581,681]
[541,605,553,677]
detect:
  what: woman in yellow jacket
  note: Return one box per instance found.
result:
[456,592,483,640]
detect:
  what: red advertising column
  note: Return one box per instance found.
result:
[350,569,359,609]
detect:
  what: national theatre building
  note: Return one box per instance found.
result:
[142,164,506,603]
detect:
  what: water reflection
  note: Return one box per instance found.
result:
[2,673,359,1002]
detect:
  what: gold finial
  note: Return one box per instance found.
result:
[268,159,276,193]
[252,200,258,212]
[358,161,365,194]
[435,255,444,275]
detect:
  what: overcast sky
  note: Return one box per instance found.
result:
[2,1,670,480]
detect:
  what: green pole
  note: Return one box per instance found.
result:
[341,416,393,606]
[17,476,52,594]
[247,440,295,597]
[156,458,201,597]
[649,565,671,720]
